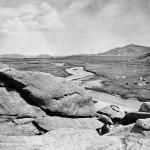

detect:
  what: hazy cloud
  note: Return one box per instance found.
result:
[0,0,150,55]
[0,4,37,17]
[0,2,66,55]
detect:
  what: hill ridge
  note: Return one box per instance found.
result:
[99,44,150,56]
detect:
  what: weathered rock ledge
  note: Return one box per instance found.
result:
[0,62,150,150]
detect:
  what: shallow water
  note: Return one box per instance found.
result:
[66,67,142,111]
[65,67,94,80]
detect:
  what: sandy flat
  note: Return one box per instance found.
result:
[91,90,142,111]
[94,100,137,112]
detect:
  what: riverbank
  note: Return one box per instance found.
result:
[84,63,150,102]
[91,91,141,111]
[65,67,142,111]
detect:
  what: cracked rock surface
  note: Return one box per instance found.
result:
[0,128,122,150]
[0,68,96,117]
[1,62,150,150]
[0,87,46,118]
[34,116,103,131]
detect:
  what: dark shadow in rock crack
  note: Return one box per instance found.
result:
[32,121,48,135]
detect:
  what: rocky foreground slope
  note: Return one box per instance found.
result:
[0,62,150,150]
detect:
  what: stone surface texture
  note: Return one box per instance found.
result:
[0,68,96,117]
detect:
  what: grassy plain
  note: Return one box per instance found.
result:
[0,54,150,101]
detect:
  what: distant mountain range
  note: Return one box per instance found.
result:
[0,54,26,58]
[1,44,150,58]
[0,54,53,58]
[99,44,150,56]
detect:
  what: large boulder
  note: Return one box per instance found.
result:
[136,118,150,130]
[139,102,150,112]
[121,112,150,125]
[97,105,125,120]
[0,128,122,150]
[0,87,46,118]
[0,68,96,117]
[34,116,103,131]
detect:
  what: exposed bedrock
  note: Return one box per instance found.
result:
[0,67,96,117]
[1,62,150,149]
[0,128,122,150]
[34,116,103,131]
[0,87,46,118]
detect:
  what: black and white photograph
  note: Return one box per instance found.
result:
[0,0,150,149]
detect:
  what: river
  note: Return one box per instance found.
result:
[65,67,142,111]
[65,67,94,80]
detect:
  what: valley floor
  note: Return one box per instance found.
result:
[1,54,150,103]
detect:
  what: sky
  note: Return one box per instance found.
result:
[0,0,150,56]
